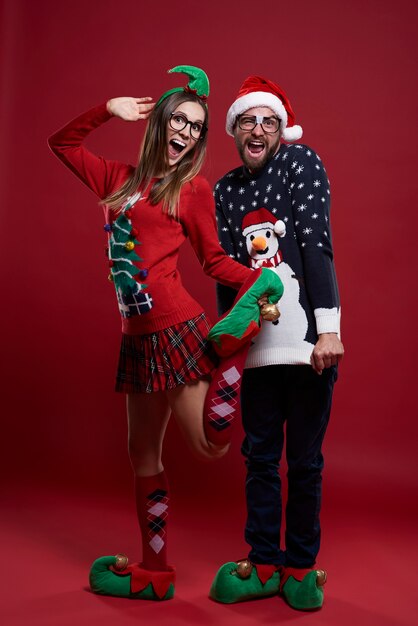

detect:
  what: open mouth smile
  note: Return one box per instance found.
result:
[169,139,187,159]
[246,140,265,157]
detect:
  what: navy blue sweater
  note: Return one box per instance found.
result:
[215,143,341,367]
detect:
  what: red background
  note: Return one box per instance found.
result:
[1,1,417,624]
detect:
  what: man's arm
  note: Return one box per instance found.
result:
[289,146,343,372]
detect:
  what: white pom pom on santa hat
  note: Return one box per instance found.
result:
[242,208,286,238]
[274,219,286,237]
[226,75,303,142]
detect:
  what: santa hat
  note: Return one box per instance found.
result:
[226,75,302,142]
[242,208,286,238]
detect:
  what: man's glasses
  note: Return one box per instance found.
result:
[237,114,280,134]
[169,112,206,140]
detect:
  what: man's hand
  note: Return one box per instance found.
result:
[258,294,280,322]
[257,295,269,307]
[310,333,344,375]
[106,97,155,121]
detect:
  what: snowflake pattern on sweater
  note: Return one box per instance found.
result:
[215,143,341,367]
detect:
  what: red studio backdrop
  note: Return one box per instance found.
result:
[1,1,417,625]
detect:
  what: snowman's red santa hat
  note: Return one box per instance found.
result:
[242,208,286,239]
[226,75,303,142]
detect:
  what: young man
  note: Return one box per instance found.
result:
[209,76,344,610]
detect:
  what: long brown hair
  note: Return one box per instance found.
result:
[103,92,208,217]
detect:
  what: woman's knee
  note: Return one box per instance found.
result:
[129,455,163,477]
[127,438,162,475]
[183,431,230,461]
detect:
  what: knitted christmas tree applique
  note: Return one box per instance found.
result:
[105,192,153,317]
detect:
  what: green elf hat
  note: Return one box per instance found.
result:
[156,65,210,107]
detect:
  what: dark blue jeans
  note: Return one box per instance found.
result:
[241,364,337,568]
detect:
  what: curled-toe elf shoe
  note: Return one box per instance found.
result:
[209,559,280,604]
[203,268,283,448]
[280,566,327,610]
[208,268,283,358]
[89,554,175,600]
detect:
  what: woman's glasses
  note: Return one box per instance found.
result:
[169,113,206,140]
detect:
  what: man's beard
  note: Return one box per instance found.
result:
[237,138,280,172]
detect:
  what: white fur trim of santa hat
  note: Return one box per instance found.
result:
[242,209,286,237]
[226,89,303,142]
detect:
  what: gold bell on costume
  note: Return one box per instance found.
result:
[114,554,129,570]
[235,559,253,579]
[261,303,281,322]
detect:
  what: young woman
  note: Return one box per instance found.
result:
[48,66,281,601]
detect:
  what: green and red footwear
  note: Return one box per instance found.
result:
[208,267,283,358]
[89,555,175,601]
[203,267,283,447]
[280,566,327,610]
[209,559,280,604]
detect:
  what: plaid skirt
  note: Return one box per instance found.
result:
[115,313,219,393]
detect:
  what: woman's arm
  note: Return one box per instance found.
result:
[182,177,252,290]
[48,98,154,199]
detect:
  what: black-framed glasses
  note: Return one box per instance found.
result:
[237,114,280,134]
[169,112,206,140]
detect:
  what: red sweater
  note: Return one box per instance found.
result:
[48,104,251,335]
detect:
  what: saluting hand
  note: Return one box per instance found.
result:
[106,97,155,121]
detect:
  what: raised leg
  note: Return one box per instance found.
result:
[166,380,229,460]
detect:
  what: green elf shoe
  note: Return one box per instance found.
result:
[280,567,327,610]
[89,555,175,601]
[208,268,284,358]
[209,559,280,604]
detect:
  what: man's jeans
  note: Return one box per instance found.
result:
[241,364,338,567]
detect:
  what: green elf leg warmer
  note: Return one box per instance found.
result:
[280,567,327,610]
[89,555,175,601]
[209,560,280,604]
[203,268,283,447]
[208,267,283,358]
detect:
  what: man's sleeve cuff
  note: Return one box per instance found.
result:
[314,307,341,335]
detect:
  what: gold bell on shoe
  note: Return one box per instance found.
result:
[114,554,129,570]
[315,569,327,586]
[235,559,253,579]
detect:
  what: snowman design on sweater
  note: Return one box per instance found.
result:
[215,143,341,367]
[242,208,313,351]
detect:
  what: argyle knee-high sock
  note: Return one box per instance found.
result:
[203,341,251,446]
[203,268,284,447]
[135,471,170,571]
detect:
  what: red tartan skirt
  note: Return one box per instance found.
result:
[115,313,219,393]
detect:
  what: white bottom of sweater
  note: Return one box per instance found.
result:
[245,342,314,368]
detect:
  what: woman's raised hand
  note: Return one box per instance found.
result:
[106,97,155,121]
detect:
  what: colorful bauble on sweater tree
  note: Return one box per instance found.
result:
[106,192,153,318]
